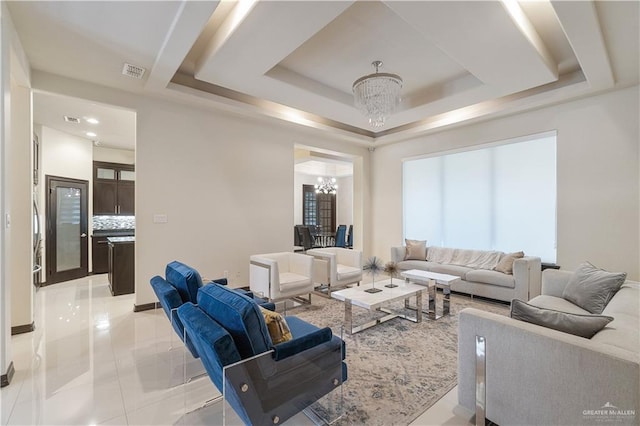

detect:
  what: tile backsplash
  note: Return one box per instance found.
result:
[93,215,135,230]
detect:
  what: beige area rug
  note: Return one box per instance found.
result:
[288,291,509,426]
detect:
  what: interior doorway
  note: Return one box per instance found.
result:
[45,175,89,284]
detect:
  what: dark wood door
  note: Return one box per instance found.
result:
[46,176,89,284]
[117,182,135,215]
[93,181,117,214]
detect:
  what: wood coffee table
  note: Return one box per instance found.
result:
[331,279,427,334]
[401,269,461,320]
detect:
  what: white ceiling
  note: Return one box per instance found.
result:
[7,0,640,149]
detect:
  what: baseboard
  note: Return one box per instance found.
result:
[11,322,35,335]
[133,302,160,312]
[1,362,15,388]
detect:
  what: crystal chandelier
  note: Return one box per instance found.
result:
[352,60,403,128]
[315,177,337,195]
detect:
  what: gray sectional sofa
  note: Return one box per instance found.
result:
[391,246,542,302]
[458,268,639,425]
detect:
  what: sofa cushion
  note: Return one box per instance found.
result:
[197,284,272,358]
[594,283,640,353]
[279,272,311,292]
[396,260,439,271]
[466,269,515,288]
[510,299,613,338]
[528,295,591,315]
[336,264,361,281]
[404,239,427,260]
[166,260,203,303]
[428,264,475,279]
[562,262,627,314]
[494,251,524,275]
[259,306,292,345]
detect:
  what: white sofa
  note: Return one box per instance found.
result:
[306,247,362,296]
[391,246,542,302]
[458,269,639,425]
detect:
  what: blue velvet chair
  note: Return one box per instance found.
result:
[150,261,274,359]
[177,283,347,425]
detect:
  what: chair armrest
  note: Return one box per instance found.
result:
[272,327,333,361]
[150,276,182,318]
[259,301,276,311]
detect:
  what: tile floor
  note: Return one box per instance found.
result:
[1,274,475,425]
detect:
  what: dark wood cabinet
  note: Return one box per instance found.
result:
[117,182,135,215]
[93,161,135,215]
[108,239,135,296]
[92,236,110,273]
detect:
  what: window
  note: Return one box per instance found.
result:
[302,184,336,234]
[403,132,557,262]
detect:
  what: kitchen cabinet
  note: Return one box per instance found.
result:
[92,235,110,273]
[92,229,134,274]
[93,161,135,215]
[108,237,135,296]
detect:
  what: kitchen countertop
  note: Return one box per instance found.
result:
[107,236,135,243]
[93,229,135,237]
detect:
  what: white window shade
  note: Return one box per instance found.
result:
[403,133,557,262]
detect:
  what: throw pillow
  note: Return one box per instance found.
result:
[562,262,627,314]
[259,306,292,345]
[510,299,613,339]
[494,251,525,274]
[405,239,427,260]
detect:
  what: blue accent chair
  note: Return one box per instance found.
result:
[150,261,275,359]
[177,283,347,425]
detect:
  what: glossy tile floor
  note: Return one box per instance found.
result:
[1,274,474,425]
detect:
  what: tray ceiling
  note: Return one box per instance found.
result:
[8,0,639,147]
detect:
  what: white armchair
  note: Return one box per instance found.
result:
[306,247,362,297]
[249,252,314,303]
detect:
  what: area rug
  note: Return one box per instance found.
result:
[288,292,509,425]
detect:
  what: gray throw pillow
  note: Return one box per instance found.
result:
[562,262,627,314]
[404,239,427,260]
[510,299,613,339]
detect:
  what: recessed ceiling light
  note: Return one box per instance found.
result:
[85,117,99,124]
[86,131,97,137]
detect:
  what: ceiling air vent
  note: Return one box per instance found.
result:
[63,115,81,123]
[122,63,146,79]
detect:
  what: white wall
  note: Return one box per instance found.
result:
[30,71,371,308]
[93,146,134,164]
[1,0,32,387]
[372,86,640,280]
[38,126,93,280]
[336,175,353,227]
[9,82,32,330]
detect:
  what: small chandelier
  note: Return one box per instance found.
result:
[352,60,403,128]
[315,177,337,195]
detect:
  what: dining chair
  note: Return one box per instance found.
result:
[334,225,347,248]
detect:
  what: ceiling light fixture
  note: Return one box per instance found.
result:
[86,117,99,124]
[86,131,97,137]
[315,177,338,195]
[352,60,403,128]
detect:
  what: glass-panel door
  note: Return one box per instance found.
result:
[46,176,88,284]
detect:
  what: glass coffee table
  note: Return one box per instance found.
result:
[331,279,427,334]
[401,269,461,320]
